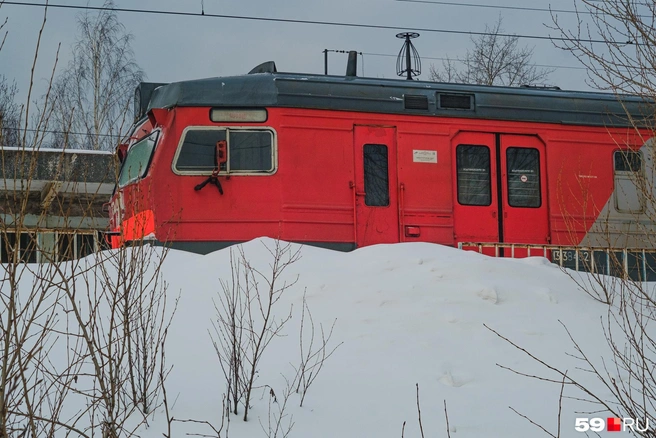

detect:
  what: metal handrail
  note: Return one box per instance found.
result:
[457,242,654,281]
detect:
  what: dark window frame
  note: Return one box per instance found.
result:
[506,147,542,208]
[614,150,643,173]
[1,232,38,263]
[173,126,277,176]
[363,144,390,207]
[456,144,492,206]
[56,232,98,262]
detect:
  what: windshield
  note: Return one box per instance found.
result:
[118,132,158,187]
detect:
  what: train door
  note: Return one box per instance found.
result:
[353,126,399,247]
[453,132,549,248]
[499,134,549,245]
[452,132,500,244]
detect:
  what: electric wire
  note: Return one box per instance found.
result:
[396,0,582,14]
[395,0,651,18]
[361,52,589,70]
[0,1,638,45]
[2,126,118,138]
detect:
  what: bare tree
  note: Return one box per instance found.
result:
[550,0,656,98]
[0,5,20,148]
[489,6,656,434]
[293,290,341,408]
[50,0,143,151]
[0,76,19,147]
[0,5,176,437]
[211,241,300,422]
[430,16,554,86]
[260,378,295,438]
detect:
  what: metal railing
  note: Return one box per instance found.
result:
[457,242,656,281]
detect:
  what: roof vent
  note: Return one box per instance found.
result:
[404,94,429,110]
[520,84,561,90]
[437,93,474,110]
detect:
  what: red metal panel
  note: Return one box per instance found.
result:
[109,105,651,252]
[452,132,499,245]
[396,131,454,245]
[500,134,550,255]
[353,126,399,247]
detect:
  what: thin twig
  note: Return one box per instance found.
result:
[444,400,451,438]
[416,383,425,438]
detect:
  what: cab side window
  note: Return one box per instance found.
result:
[174,128,275,174]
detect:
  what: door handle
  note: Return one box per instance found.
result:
[491,211,497,218]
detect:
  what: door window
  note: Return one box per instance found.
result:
[456,145,491,206]
[363,144,390,207]
[506,147,541,208]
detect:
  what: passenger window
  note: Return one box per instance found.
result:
[58,233,76,262]
[506,147,541,208]
[1,232,37,263]
[175,128,274,173]
[363,144,389,207]
[57,233,96,261]
[614,150,642,172]
[456,145,491,206]
[614,150,644,213]
[20,232,37,263]
[78,234,96,258]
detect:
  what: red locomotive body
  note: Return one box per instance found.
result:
[109,63,654,255]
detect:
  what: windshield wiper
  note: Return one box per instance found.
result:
[194,169,223,195]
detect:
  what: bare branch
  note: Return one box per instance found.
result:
[429,16,554,86]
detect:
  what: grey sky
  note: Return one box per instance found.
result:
[0,0,595,106]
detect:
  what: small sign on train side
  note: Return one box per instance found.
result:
[413,150,437,163]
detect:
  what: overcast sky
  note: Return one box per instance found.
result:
[1,0,597,104]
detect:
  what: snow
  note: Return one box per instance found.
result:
[4,238,649,437]
[144,238,634,438]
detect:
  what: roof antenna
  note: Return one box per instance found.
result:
[396,32,421,80]
[201,0,205,15]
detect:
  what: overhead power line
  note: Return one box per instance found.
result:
[361,52,588,70]
[0,1,638,45]
[396,0,583,15]
[3,126,117,138]
[395,0,651,20]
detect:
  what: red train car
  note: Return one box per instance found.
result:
[109,61,654,256]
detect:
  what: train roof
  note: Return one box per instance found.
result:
[139,67,654,128]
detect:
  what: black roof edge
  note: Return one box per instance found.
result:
[136,68,655,129]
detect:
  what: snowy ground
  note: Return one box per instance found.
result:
[138,238,641,438]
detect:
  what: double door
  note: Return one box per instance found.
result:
[352,127,550,249]
[453,131,549,246]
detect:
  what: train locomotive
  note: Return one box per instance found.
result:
[109,59,655,263]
